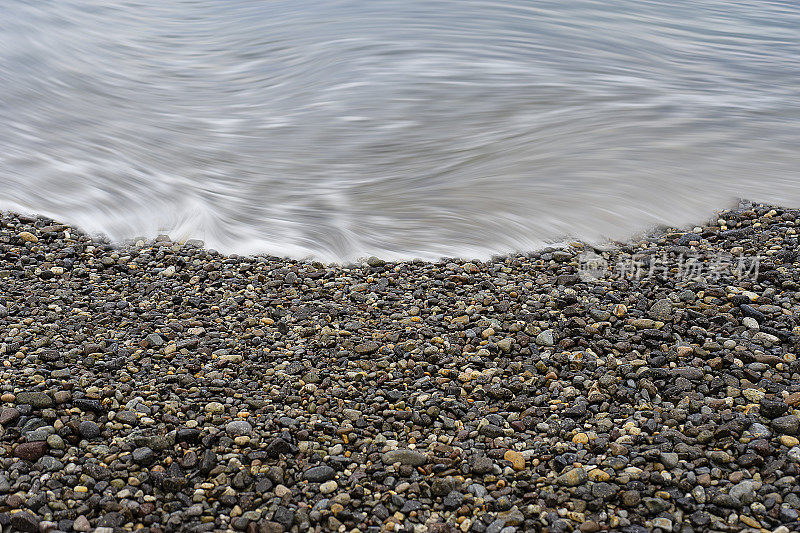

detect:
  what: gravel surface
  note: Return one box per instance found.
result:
[1,204,800,533]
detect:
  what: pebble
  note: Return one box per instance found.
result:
[535,329,554,346]
[78,420,101,439]
[556,468,588,487]
[382,449,428,466]
[503,449,525,471]
[319,480,338,494]
[781,435,800,447]
[303,465,336,483]
[225,420,253,437]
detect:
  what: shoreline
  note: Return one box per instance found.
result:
[1,205,799,533]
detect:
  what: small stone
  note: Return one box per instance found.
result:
[0,407,20,426]
[572,432,589,445]
[472,456,494,475]
[620,491,641,507]
[319,480,338,494]
[535,329,554,346]
[591,482,616,500]
[46,434,64,449]
[730,480,757,504]
[366,256,385,267]
[225,420,253,437]
[652,517,673,530]
[497,338,513,353]
[132,447,154,464]
[749,423,772,439]
[742,388,765,403]
[382,449,427,466]
[787,446,800,462]
[649,299,673,322]
[781,435,800,447]
[10,511,39,532]
[760,398,789,419]
[274,484,291,498]
[354,342,379,355]
[742,317,759,329]
[78,420,101,439]
[579,521,600,533]
[13,441,48,461]
[205,402,225,414]
[503,450,525,471]
[303,465,336,483]
[659,452,679,469]
[556,467,587,487]
[18,231,38,243]
[772,415,800,435]
[15,391,53,409]
[143,333,164,347]
[115,410,137,425]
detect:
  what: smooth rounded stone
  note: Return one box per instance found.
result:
[760,398,789,419]
[782,436,800,447]
[354,342,379,355]
[382,449,427,466]
[143,333,164,347]
[303,465,336,483]
[652,517,673,530]
[503,450,525,471]
[115,410,137,425]
[53,390,71,403]
[659,452,679,469]
[579,521,601,533]
[0,407,20,426]
[78,420,101,439]
[572,432,589,445]
[15,391,53,409]
[225,420,253,437]
[274,484,292,498]
[204,402,225,414]
[788,447,800,463]
[13,441,48,461]
[535,329,554,346]
[46,434,64,449]
[742,317,759,329]
[771,415,800,435]
[25,427,52,442]
[319,480,338,494]
[132,447,154,464]
[749,423,772,439]
[742,389,765,403]
[649,298,674,322]
[17,231,38,243]
[556,468,587,487]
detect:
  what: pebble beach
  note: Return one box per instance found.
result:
[1,204,800,533]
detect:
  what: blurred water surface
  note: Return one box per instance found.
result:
[1,0,799,261]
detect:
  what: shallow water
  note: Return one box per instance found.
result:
[1,0,799,262]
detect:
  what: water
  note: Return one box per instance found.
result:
[1,1,799,262]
